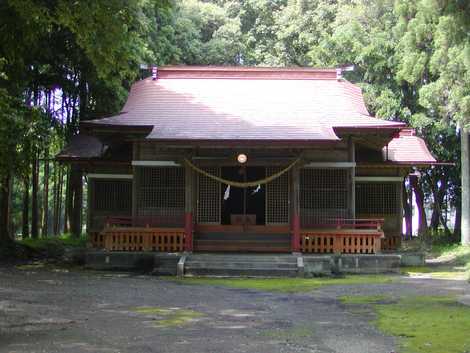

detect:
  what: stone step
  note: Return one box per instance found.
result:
[187,255,297,263]
[184,253,299,277]
[185,261,297,270]
[184,267,298,277]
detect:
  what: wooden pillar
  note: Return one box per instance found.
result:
[291,165,301,252]
[184,164,194,252]
[348,137,356,219]
[70,164,83,238]
[132,166,138,225]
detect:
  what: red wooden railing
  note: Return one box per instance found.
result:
[91,216,389,253]
[300,218,384,254]
[102,227,185,252]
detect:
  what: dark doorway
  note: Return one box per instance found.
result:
[221,167,266,226]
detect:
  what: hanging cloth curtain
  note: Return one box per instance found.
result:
[183,157,301,188]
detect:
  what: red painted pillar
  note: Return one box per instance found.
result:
[184,212,193,252]
[291,213,300,252]
[291,164,301,253]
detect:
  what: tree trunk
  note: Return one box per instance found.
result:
[0,173,13,245]
[461,127,470,245]
[430,174,447,231]
[31,153,39,239]
[454,202,462,239]
[52,163,59,236]
[22,175,30,238]
[56,166,64,235]
[64,167,72,234]
[70,165,83,238]
[42,149,50,237]
[410,174,428,235]
[402,179,412,239]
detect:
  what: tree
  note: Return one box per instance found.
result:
[0,0,170,242]
[394,0,470,243]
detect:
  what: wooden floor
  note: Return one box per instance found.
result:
[193,232,291,253]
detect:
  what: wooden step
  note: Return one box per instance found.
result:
[194,243,291,253]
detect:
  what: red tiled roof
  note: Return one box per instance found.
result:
[84,66,404,141]
[385,129,437,164]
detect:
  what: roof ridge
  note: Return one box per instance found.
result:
[154,66,338,80]
[159,65,337,72]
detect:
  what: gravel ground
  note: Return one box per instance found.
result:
[0,265,468,353]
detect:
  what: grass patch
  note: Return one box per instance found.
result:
[342,295,470,353]
[132,306,203,328]
[401,266,468,280]
[339,295,389,305]
[171,275,396,293]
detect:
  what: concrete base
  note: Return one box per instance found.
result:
[153,253,181,276]
[84,251,180,274]
[337,254,401,274]
[84,252,155,271]
[303,254,401,276]
[302,256,333,276]
[397,252,425,267]
[84,251,404,277]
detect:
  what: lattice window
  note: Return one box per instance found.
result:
[197,167,221,224]
[300,169,349,226]
[266,167,289,224]
[136,167,185,217]
[356,182,400,215]
[93,180,132,212]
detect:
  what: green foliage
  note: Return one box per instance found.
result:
[375,296,470,353]
[0,89,49,182]
[17,234,87,259]
[171,275,395,293]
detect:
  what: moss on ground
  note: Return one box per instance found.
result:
[339,295,389,305]
[171,275,395,293]
[401,266,468,280]
[341,295,470,353]
[132,306,203,328]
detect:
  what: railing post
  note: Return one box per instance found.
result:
[292,214,301,252]
[333,234,342,254]
[103,232,111,251]
[374,235,382,254]
[184,212,193,252]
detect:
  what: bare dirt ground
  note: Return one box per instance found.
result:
[0,265,468,353]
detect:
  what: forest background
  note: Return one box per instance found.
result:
[0,0,469,247]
